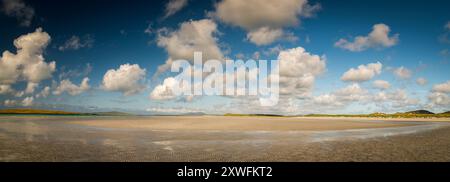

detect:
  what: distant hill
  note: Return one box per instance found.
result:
[153,112,206,116]
[1,108,448,118]
[0,108,83,115]
[224,113,283,117]
[404,110,434,114]
[183,112,206,116]
[92,111,133,116]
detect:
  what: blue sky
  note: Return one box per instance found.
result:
[0,0,449,115]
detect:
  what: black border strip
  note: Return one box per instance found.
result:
[1,162,450,180]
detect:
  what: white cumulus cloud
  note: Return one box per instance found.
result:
[246,27,284,46]
[428,92,450,106]
[427,81,450,108]
[0,84,14,95]
[334,83,368,102]
[102,64,146,96]
[21,96,33,106]
[25,82,38,94]
[278,47,326,96]
[53,77,90,96]
[163,0,188,19]
[149,77,179,100]
[373,80,390,90]
[1,0,34,27]
[373,89,420,109]
[416,77,427,86]
[36,86,50,98]
[212,0,320,45]
[335,24,399,52]
[341,62,382,82]
[432,81,450,93]
[58,35,94,51]
[313,94,342,106]
[3,99,17,107]
[0,28,56,95]
[312,83,368,108]
[393,66,412,79]
[155,19,224,76]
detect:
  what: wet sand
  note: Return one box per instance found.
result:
[0,116,450,162]
[68,116,417,131]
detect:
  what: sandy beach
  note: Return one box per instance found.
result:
[1,116,450,162]
[68,116,419,131]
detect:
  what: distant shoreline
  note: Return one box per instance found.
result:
[1,108,450,119]
[224,111,450,119]
[0,109,130,116]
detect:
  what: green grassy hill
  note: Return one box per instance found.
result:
[0,109,133,116]
[0,108,83,115]
[404,110,434,114]
[304,110,450,118]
